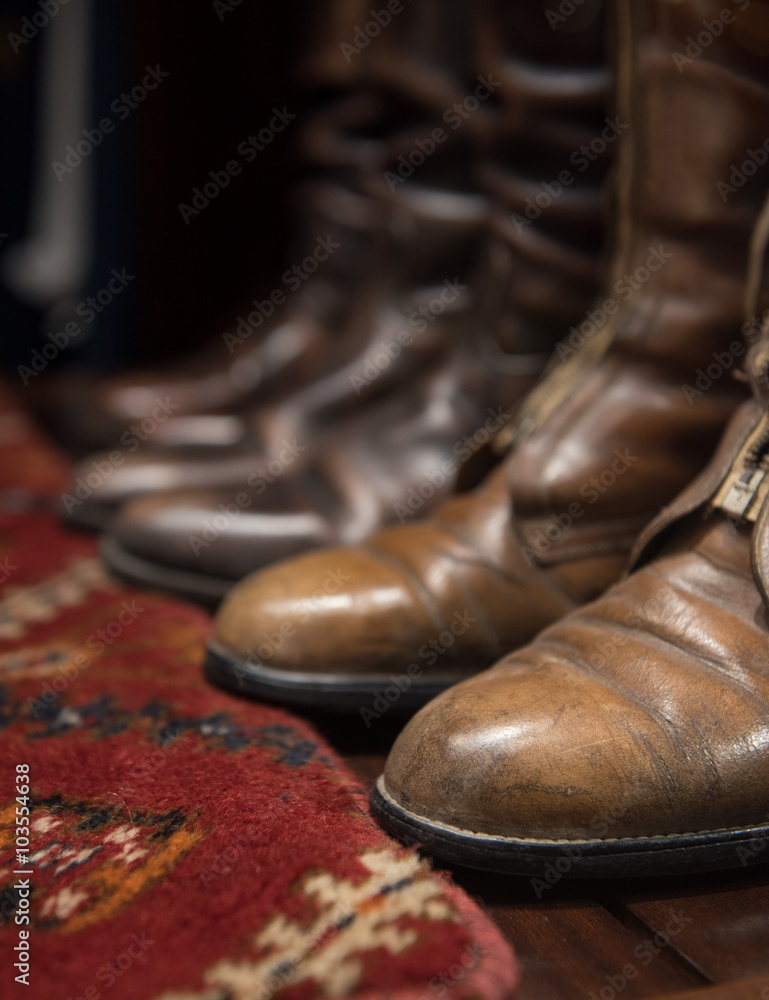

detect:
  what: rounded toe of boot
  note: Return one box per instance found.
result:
[374,517,769,876]
[62,446,264,532]
[102,480,338,605]
[207,544,471,710]
[375,654,693,876]
[379,657,629,845]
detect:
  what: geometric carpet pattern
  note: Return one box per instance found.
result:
[0,384,519,999]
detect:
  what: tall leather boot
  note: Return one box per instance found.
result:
[59,0,490,524]
[207,0,767,713]
[93,2,611,604]
[38,0,481,456]
[373,269,769,878]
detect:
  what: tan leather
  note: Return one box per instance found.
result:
[214,466,580,674]
[382,510,768,842]
[383,322,769,843]
[212,0,767,677]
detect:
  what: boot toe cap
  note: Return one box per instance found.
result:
[214,546,440,676]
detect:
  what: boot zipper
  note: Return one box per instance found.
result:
[712,411,769,521]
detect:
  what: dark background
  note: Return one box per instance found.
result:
[0,0,314,371]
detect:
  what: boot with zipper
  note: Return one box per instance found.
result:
[95,0,611,605]
[206,0,767,712]
[372,296,769,877]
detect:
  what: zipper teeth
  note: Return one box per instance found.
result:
[747,432,769,470]
[745,409,769,469]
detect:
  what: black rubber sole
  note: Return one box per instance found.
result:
[205,639,472,713]
[100,535,233,607]
[370,777,769,878]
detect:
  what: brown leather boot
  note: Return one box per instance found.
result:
[372,306,769,877]
[39,1,482,457]
[205,0,768,712]
[93,2,611,602]
[60,0,493,524]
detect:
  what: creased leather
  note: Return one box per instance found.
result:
[211,0,769,688]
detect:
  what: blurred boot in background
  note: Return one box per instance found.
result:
[91,0,611,604]
[37,1,481,456]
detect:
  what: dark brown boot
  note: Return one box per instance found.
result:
[207,0,767,713]
[94,2,612,602]
[59,0,489,516]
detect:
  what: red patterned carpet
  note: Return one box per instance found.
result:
[0,385,519,1000]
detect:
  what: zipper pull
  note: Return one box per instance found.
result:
[713,467,767,520]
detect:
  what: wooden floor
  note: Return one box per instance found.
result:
[311,713,769,1000]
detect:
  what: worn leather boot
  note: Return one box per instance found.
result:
[96,2,611,604]
[372,307,769,877]
[205,0,767,711]
[40,0,480,457]
[59,0,492,526]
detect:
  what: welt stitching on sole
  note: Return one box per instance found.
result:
[374,781,769,846]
